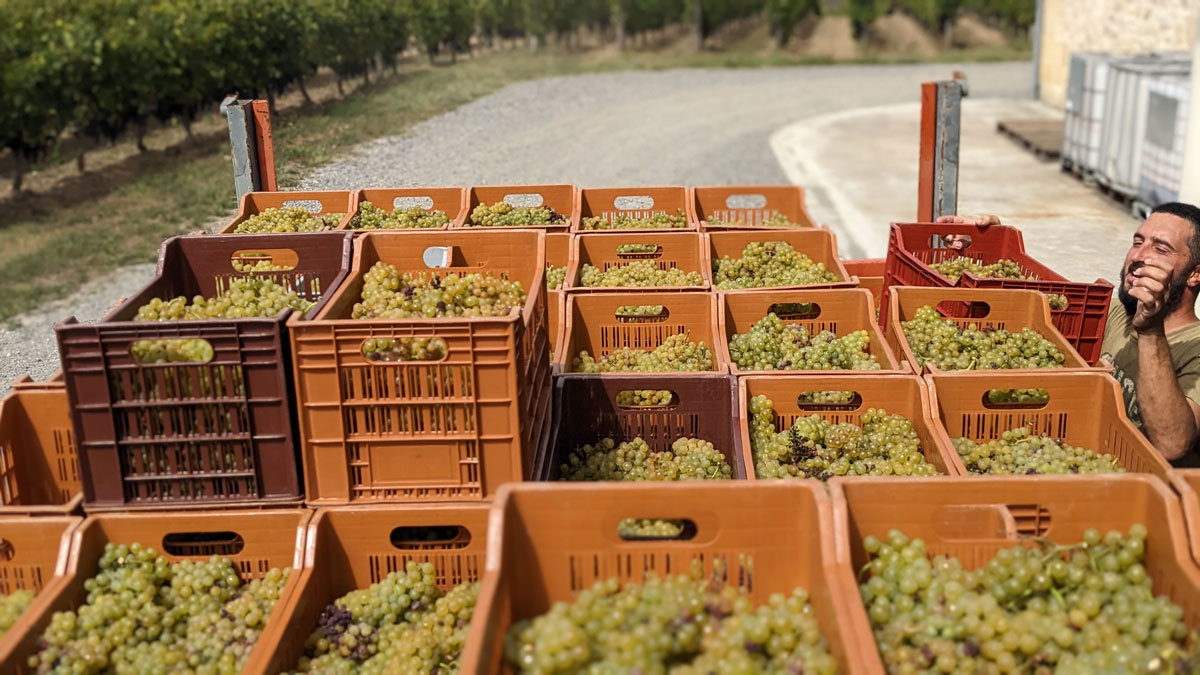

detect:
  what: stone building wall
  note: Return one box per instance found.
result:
[1039,0,1199,108]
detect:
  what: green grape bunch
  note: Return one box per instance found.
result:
[362,337,448,362]
[0,589,35,637]
[573,333,714,373]
[953,426,1122,475]
[560,436,732,481]
[615,389,673,406]
[130,339,215,364]
[350,201,450,230]
[469,201,567,228]
[29,542,291,675]
[505,571,837,673]
[708,212,805,228]
[860,526,1197,674]
[581,209,688,230]
[135,277,313,322]
[749,395,938,480]
[714,241,839,289]
[729,313,879,371]
[545,265,567,291]
[289,561,478,674]
[900,305,1067,370]
[580,261,703,288]
[352,261,527,319]
[929,257,1069,310]
[233,206,342,234]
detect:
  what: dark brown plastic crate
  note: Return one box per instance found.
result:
[342,187,468,231]
[0,376,82,514]
[567,231,711,291]
[536,374,747,481]
[573,186,697,232]
[462,184,578,230]
[288,231,552,505]
[247,504,489,673]
[55,233,354,510]
[219,190,357,233]
[693,185,817,230]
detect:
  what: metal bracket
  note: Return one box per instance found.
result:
[918,80,965,221]
[224,99,278,201]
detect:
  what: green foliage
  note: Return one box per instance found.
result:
[765,0,820,47]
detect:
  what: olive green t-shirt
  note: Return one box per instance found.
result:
[1099,300,1200,465]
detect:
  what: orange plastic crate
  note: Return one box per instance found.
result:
[459,482,865,673]
[555,292,726,374]
[535,373,748,480]
[288,231,552,505]
[717,288,907,375]
[736,375,959,478]
[545,232,571,371]
[342,187,468,231]
[927,370,1171,479]
[247,504,489,674]
[830,475,1200,674]
[573,186,697,232]
[693,185,817,230]
[1170,470,1200,570]
[886,286,1094,374]
[219,190,357,233]
[463,184,578,230]
[708,230,855,291]
[842,258,885,309]
[0,516,79,667]
[0,376,81,515]
[567,232,711,291]
[0,509,310,672]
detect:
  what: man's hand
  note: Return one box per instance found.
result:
[1127,257,1173,333]
[935,214,1002,227]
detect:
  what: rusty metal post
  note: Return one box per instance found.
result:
[225,98,279,200]
[917,80,964,222]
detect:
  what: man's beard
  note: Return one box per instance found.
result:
[1118,261,1189,316]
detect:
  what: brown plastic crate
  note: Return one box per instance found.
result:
[459,481,865,673]
[288,230,552,505]
[0,508,311,673]
[717,288,908,376]
[708,230,855,291]
[341,187,468,231]
[56,232,354,510]
[885,286,1094,375]
[0,376,81,515]
[736,375,959,478]
[535,374,748,481]
[463,184,578,230]
[567,232,711,292]
[830,475,1200,674]
[573,186,697,232]
[219,190,357,233]
[555,292,726,374]
[693,185,817,230]
[0,516,79,667]
[247,503,489,674]
[927,370,1172,479]
[842,258,885,309]
[1170,470,1200,570]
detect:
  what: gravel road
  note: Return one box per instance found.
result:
[1,61,1031,392]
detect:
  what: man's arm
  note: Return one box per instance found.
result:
[1135,327,1200,460]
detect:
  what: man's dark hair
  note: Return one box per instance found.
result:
[1153,201,1200,267]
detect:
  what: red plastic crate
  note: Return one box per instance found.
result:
[0,376,81,514]
[463,184,578,230]
[709,230,856,291]
[567,231,712,291]
[288,231,552,505]
[882,222,1113,364]
[56,233,353,510]
[219,190,357,233]
[343,187,468,231]
[573,186,697,232]
[536,373,748,480]
[693,185,817,230]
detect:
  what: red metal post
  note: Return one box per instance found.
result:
[251,100,277,192]
[917,82,937,222]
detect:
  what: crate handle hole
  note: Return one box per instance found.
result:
[768,302,820,320]
[616,389,679,409]
[795,391,862,410]
[617,518,697,541]
[930,505,1018,541]
[162,531,245,556]
[422,246,457,268]
[615,306,669,322]
[282,199,323,214]
[230,249,298,272]
[724,193,767,209]
[503,192,545,208]
[613,195,655,210]
[935,300,991,319]
[1045,293,1069,311]
[130,339,214,365]
[0,539,15,562]
[983,389,1050,409]
[930,233,974,251]
[615,243,663,258]
[394,196,434,210]
[390,525,471,550]
[362,337,448,364]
